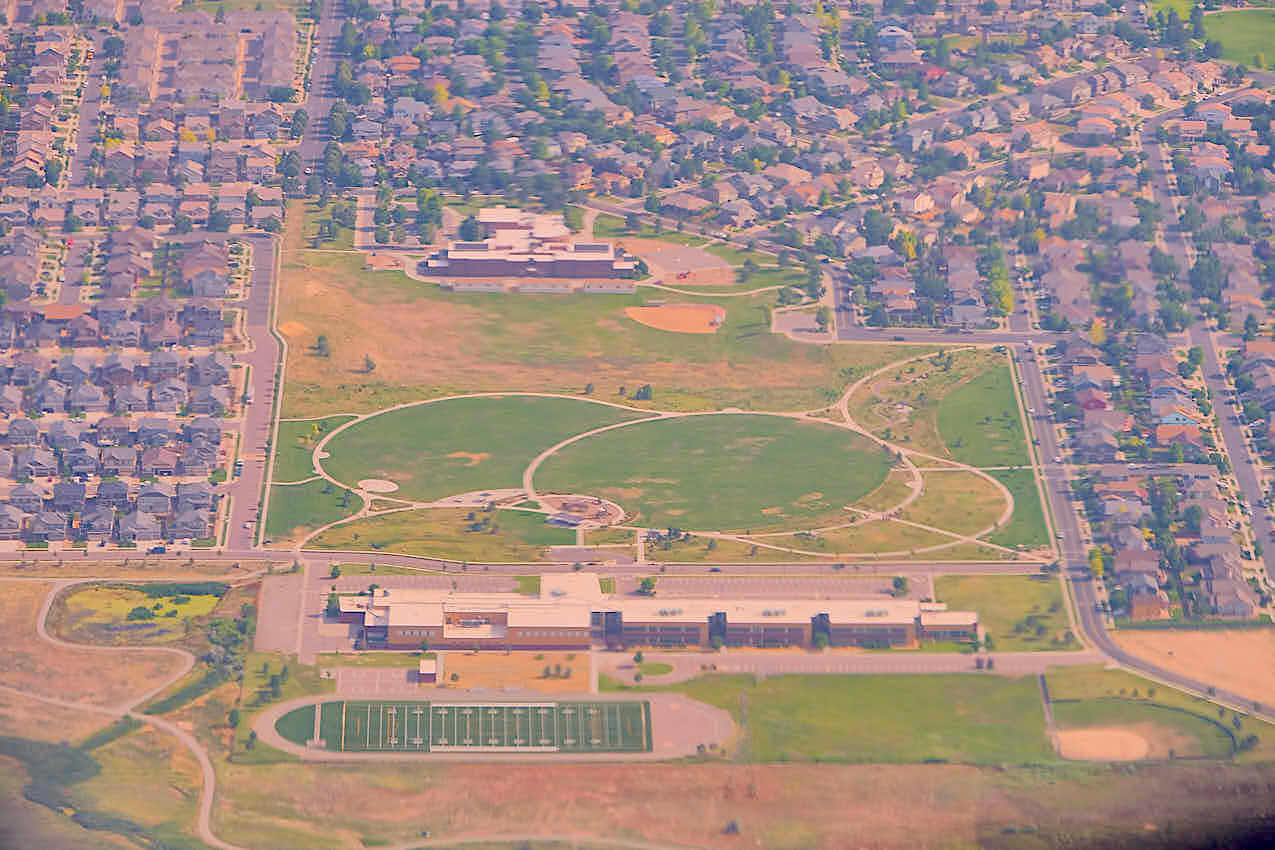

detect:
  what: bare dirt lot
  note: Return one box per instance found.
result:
[624,303,726,334]
[1113,629,1275,707]
[438,650,591,695]
[617,238,733,283]
[1055,727,1149,761]
[0,581,185,710]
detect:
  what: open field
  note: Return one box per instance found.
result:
[1051,699,1235,760]
[309,507,576,562]
[535,414,892,532]
[317,651,430,668]
[0,581,186,710]
[233,652,335,756]
[644,533,828,563]
[985,468,1050,549]
[847,349,1029,467]
[767,520,957,556]
[1045,664,1275,763]
[320,396,648,503]
[265,478,361,544]
[273,416,356,483]
[0,689,115,745]
[897,470,1005,537]
[936,575,1076,651]
[593,213,707,245]
[852,469,916,513]
[277,204,935,416]
[0,559,278,580]
[436,650,590,694]
[667,673,1052,763]
[1112,628,1275,709]
[325,562,444,577]
[49,584,221,646]
[1204,10,1275,64]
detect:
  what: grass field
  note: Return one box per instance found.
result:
[234,652,334,756]
[1045,664,1275,762]
[264,478,361,544]
[767,520,957,556]
[320,396,649,503]
[308,507,575,561]
[593,213,707,245]
[847,349,1028,467]
[291,700,651,753]
[272,416,356,483]
[852,469,916,513]
[659,674,1053,763]
[1051,698,1235,760]
[984,468,1051,549]
[935,575,1077,651]
[535,414,892,532]
[1204,10,1275,64]
[276,203,936,416]
[325,562,442,577]
[897,470,1005,537]
[316,651,431,668]
[51,584,220,646]
[935,361,1030,467]
[644,533,828,562]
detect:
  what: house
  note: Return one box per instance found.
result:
[171,509,210,540]
[118,511,163,542]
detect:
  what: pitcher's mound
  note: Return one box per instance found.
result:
[625,304,726,334]
[358,479,400,493]
[1055,727,1149,761]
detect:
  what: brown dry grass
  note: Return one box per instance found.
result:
[0,559,280,580]
[1055,727,1149,761]
[0,687,112,744]
[437,650,589,695]
[898,469,1007,537]
[1113,629,1275,708]
[623,304,725,334]
[0,581,185,710]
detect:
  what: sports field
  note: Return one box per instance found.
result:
[534,414,891,531]
[1204,10,1275,65]
[320,396,650,503]
[278,700,652,753]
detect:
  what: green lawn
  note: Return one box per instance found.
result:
[273,416,356,483]
[641,674,1054,763]
[1151,0,1191,18]
[936,362,1031,467]
[1051,699,1235,759]
[593,213,707,245]
[265,479,361,543]
[1204,10,1275,64]
[935,575,1078,651]
[535,414,892,532]
[316,651,430,668]
[702,242,778,267]
[563,204,585,233]
[275,705,314,747]
[309,507,575,562]
[514,575,541,595]
[320,396,650,503]
[985,468,1051,549]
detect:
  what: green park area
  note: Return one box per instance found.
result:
[1051,699,1236,759]
[318,396,649,503]
[593,213,707,245]
[985,468,1051,549]
[1204,10,1275,65]
[309,507,575,562]
[49,582,227,645]
[935,575,1077,651]
[265,478,361,544]
[272,415,356,483]
[605,673,1054,764]
[535,414,892,532]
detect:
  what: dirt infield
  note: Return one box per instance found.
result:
[1113,629,1275,707]
[624,304,726,334]
[1055,727,1149,761]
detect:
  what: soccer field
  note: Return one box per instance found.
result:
[328,700,651,753]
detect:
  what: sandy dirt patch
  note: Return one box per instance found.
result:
[445,451,490,467]
[357,479,400,493]
[617,238,731,272]
[1055,727,1150,761]
[278,320,309,337]
[438,650,589,695]
[0,581,186,710]
[1113,629,1275,708]
[624,303,725,334]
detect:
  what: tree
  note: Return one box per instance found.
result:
[325,592,340,617]
[1245,314,1260,342]
[815,305,830,332]
[289,108,309,139]
[1088,547,1105,579]
[862,208,893,246]
[459,215,480,241]
[172,215,193,234]
[228,708,240,728]
[362,354,376,373]
[419,638,430,653]
[625,212,641,231]
[208,210,231,232]
[43,157,62,186]
[633,650,644,664]
[314,334,331,357]
[329,564,341,579]
[638,576,656,595]
[892,576,909,597]
[246,730,257,750]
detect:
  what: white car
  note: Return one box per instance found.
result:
[1054,455,1063,464]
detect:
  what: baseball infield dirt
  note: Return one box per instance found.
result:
[1055,727,1150,761]
[624,304,726,334]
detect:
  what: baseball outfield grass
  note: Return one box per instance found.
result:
[307,507,575,562]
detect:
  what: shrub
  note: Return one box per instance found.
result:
[126,606,155,621]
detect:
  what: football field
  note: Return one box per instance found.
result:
[327,700,651,753]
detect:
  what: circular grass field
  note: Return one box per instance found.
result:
[319,396,650,503]
[533,414,891,531]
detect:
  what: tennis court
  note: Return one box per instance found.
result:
[326,700,651,753]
